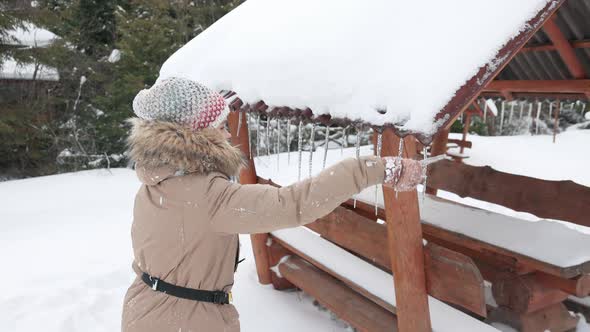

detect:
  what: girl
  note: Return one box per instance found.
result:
[122,77,425,331]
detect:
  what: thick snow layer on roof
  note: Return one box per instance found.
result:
[0,57,59,81]
[4,22,58,47]
[159,0,553,135]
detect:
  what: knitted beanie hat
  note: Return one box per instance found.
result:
[132,77,230,130]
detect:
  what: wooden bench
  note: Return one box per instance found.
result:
[258,177,499,331]
[422,159,590,331]
[258,157,590,331]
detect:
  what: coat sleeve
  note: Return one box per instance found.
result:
[205,155,385,234]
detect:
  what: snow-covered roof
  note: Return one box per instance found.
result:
[4,22,58,48]
[159,0,561,139]
[0,57,59,81]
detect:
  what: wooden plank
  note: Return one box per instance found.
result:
[535,273,590,298]
[425,242,487,317]
[543,16,586,79]
[426,128,449,195]
[488,303,579,332]
[278,256,398,332]
[520,39,590,52]
[381,130,432,332]
[270,234,397,314]
[447,138,472,149]
[427,159,590,228]
[228,110,272,285]
[483,79,590,94]
[340,189,588,279]
[422,221,588,279]
[266,239,295,290]
[307,206,487,316]
[492,273,569,313]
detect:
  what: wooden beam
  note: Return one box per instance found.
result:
[309,206,487,316]
[520,39,590,53]
[481,91,589,101]
[267,239,295,290]
[278,256,398,332]
[488,303,579,332]
[271,234,397,315]
[492,273,569,313]
[535,273,590,298]
[425,129,449,195]
[542,16,586,79]
[228,110,272,285]
[427,159,590,229]
[381,129,432,332]
[483,80,590,94]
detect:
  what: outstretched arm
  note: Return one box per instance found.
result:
[206,156,385,234]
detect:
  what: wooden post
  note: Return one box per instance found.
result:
[381,128,432,332]
[460,113,471,155]
[425,128,449,195]
[228,110,273,285]
[553,100,560,144]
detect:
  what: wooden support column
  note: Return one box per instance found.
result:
[381,128,432,332]
[228,110,273,285]
[425,128,449,195]
[459,113,471,155]
[543,16,586,79]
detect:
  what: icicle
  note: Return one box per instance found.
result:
[508,102,515,124]
[549,101,554,119]
[236,110,242,138]
[341,126,348,156]
[277,118,281,171]
[422,146,428,202]
[355,125,361,159]
[581,102,586,115]
[309,123,316,178]
[266,116,271,157]
[287,119,291,165]
[247,113,252,160]
[499,101,505,135]
[527,102,533,118]
[483,99,488,122]
[256,114,261,159]
[297,120,303,181]
[535,101,542,135]
[322,125,330,170]
[519,101,524,119]
[353,125,362,208]
[374,131,383,215]
[397,137,405,200]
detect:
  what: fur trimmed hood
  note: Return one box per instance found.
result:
[126,118,246,182]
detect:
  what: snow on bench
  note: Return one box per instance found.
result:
[271,227,499,332]
[354,187,590,270]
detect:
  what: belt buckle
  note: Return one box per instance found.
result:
[228,291,233,303]
[150,277,159,291]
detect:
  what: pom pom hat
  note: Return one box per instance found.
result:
[132,77,230,130]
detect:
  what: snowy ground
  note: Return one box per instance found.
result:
[1,129,589,331]
[0,169,353,332]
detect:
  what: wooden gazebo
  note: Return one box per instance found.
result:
[158,0,590,331]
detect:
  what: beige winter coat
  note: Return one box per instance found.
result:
[121,118,386,332]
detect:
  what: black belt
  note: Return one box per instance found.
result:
[141,272,231,305]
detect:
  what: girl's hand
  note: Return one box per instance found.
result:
[382,157,424,192]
